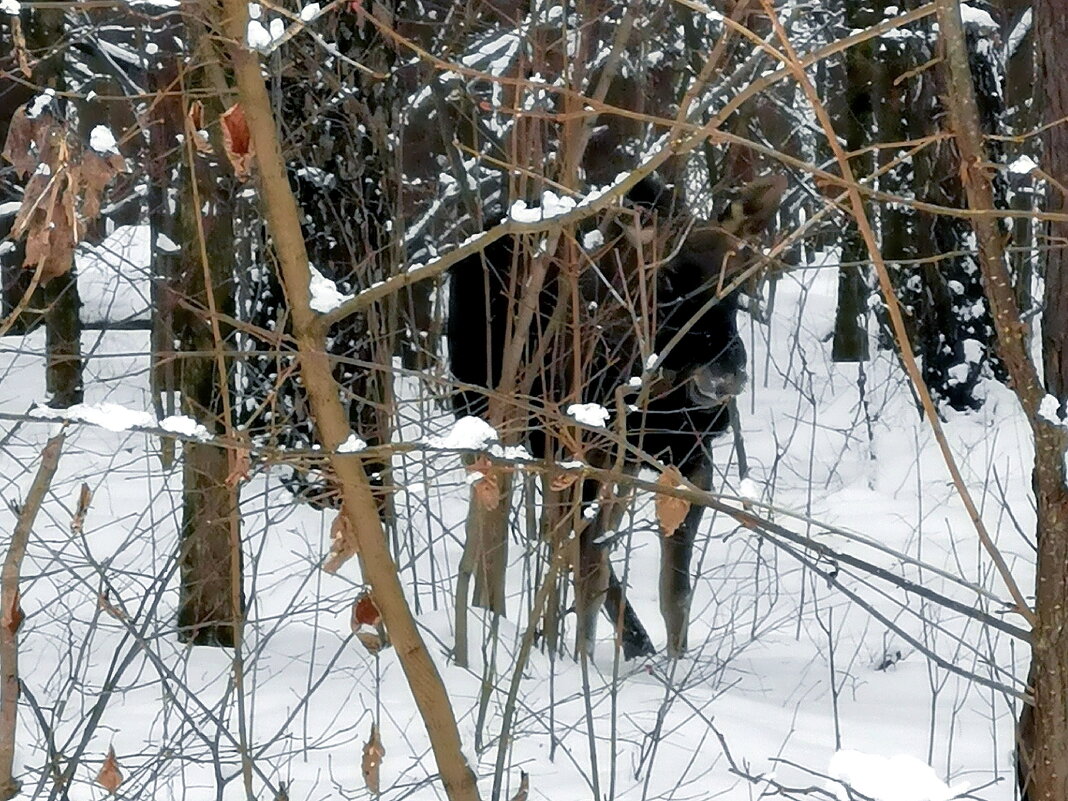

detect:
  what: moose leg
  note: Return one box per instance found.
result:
[659,456,712,657]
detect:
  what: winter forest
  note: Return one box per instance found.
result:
[1,0,1067,798]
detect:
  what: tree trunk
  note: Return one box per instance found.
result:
[172,68,243,647]
[1,1,84,407]
[832,0,873,362]
[935,5,1068,799]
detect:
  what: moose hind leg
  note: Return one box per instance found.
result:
[659,457,712,657]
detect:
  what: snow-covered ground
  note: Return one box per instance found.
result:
[0,231,1033,799]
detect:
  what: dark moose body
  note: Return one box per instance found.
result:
[447,174,786,658]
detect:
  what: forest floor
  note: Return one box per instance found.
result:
[0,228,1034,800]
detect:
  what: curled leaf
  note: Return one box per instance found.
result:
[323,505,358,573]
[1,590,24,635]
[655,466,690,537]
[220,103,255,181]
[362,722,385,793]
[71,482,92,535]
[351,591,389,654]
[96,746,122,794]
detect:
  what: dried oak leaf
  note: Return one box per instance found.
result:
[96,746,122,794]
[79,150,126,220]
[351,591,390,654]
[323,505,358,574]
[71,482,92,535]
[362,722,385,794]
[466,454,504,510]
[1,106,37,175]
[220,103,255,181]
[185,101,214,154]
[655,466,690,537]
[15,170,77,283]
[1,590,24,636]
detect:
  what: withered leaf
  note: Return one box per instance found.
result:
[220,103,254,181]
[323,505,358,573]
[71,482,92,535]
[466,454,504,510]
[362,722,385,794]
[1,107,35,175]
[350,591,382,629]
[96,746,122,794]
[655,466,690,537]
[1,590,24,635]
[80,150,126,220]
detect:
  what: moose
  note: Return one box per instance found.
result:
[447,172,786,659]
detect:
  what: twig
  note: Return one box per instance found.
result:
[0,433,64,800]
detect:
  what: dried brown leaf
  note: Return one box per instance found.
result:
[466,454,503,510]
[220,103,255,181]
[1,590,24,636]
[79,150,125,220]
[362,722,385,794]
[323,505,358,573]
[655,466,690,537]
[351,592,382,629]
[1,107,36,175]
[510,770,529,801]
[71,482,92,535]
[185,100,212,155]
[96,746,122,794]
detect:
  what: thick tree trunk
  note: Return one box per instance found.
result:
[936,4,1068,799]
[214,2,479,796]
[832,0,873,362]
[172,71,242,647]
[1,1,84,406]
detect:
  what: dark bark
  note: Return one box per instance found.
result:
[832,0,874,363]
[1,1,84,406]
[935,5,1068,800]
[172,70,242,648]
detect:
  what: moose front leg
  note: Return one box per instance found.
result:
[659,457,712,657]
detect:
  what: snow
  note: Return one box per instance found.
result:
[829,750,965,801]
[246,19,274,51]
[337,433,368,452]
[1,0,20,15]
[30,402,156,432]
[427,415,498,450]
[508,190,578,223]
[299,1,319,20]
[0,239,1036,800]
[307,264,354,313]
[26,89,54,119]
[77,224,152,324]
[1009,155,1038,175]
[566,402,610,427]
[88,125,119,154]
[1039,394,1065,426]
[959,4,997,30]
[160,415,211,440]
[582,228,604,250]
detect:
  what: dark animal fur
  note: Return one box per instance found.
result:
[447,174,785,658]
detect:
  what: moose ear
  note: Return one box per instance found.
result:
[721,174,787,238]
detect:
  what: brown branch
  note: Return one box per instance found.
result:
[0,433,64,801]
[208,2,480,798]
